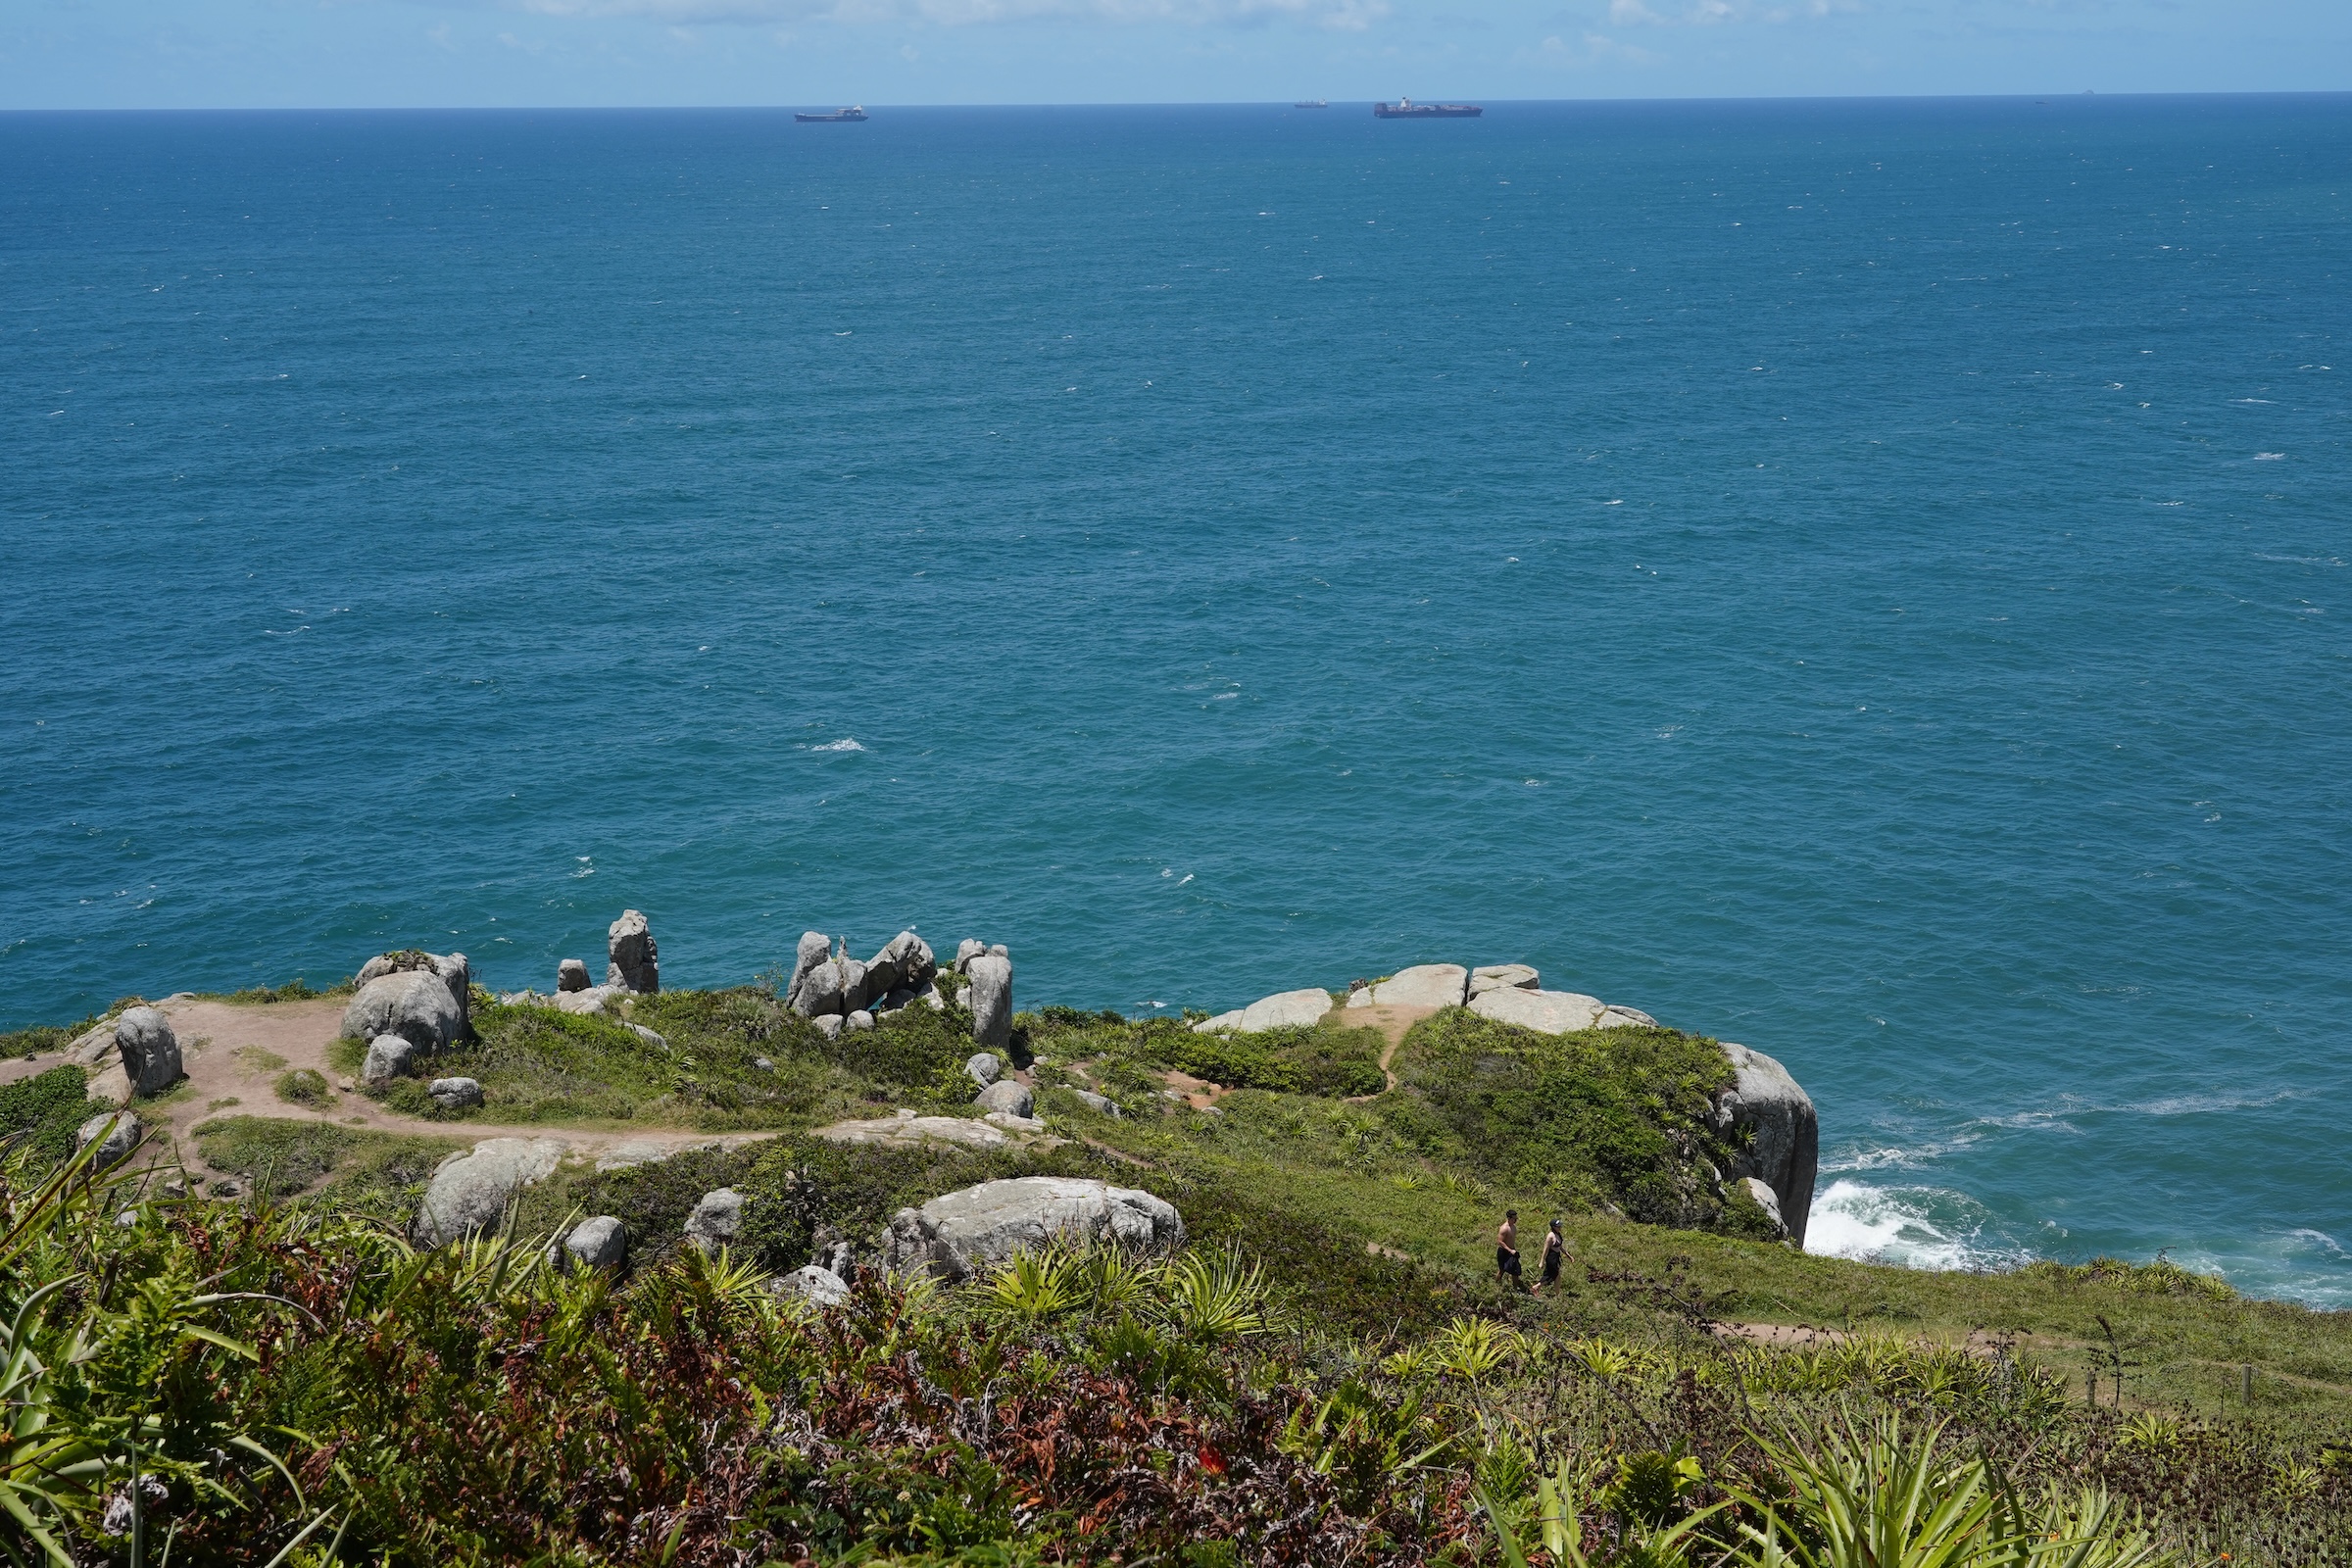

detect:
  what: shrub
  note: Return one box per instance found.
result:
[273,1068,331,1107]
[0,1064,105,1165]
[1385,1010,1741,1229]
[1139,1022,1389,1099]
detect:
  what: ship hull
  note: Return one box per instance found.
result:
[1373,104,1482,118]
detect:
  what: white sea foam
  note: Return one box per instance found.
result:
[2254,452,2285,460]
[809,738,866,752]
[1804,1179,2031,1272]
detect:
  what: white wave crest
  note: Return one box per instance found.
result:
[809,738,866,753]
[1803,1179,2030,1273]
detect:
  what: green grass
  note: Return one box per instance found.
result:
[190,1114,462,1204]
[274,1068,331,1107]
[345,989,991,1131]
[18,978,2352,1457]
[0,1065,107,1165]
[220,976,343,1004]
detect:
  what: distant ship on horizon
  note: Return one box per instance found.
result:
[795,106,868,122]
[1373,98,1482,119]
[1294,100,1329,109]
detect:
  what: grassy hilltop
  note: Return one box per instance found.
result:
[1,977,2347,1565]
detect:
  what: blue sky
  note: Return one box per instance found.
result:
[3,0,2346,109]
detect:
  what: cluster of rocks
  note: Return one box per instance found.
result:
[477,1165,1185,1316]
[779,930,1017,1054]
[501,909,663,1016]
[884,1177,1185,1282]
[1191,959,1816,1247]
[341,949,474,1086]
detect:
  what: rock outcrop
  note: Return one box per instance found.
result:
[1469,963,1540,997]
[966,1052,1002,1089]
[343,969,465,1058]
[416,1139,564,1247]
[813,1112,1020,1152]
[557,958,590,994]
[353,951,472,1039]
[607,910,659,994]
[429,1077,484,1110]
[785,932,832,1013]
[1193,987,1335,1035]
[1468,987,1605,1033]
[865,931,937,1004]
[883,1177,1185,1282]
[112,1006,182,1097]
[1370,964,1469,1008]
[1713,1045,1819,1249]
[965,954,1012,1053]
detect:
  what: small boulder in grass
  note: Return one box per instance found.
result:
[429,1077,484,1110]
[557,1215,627,1271]
[774,1263,850,1308]
[361,1034,418,1085]
[75,1111,142,1170]
[974,1079,1034,1119]
[966,1052,1002,1089]
[557,958,591,993]
[684,1188,745,1253]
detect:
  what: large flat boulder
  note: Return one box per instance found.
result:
[1468,987,1605,1033]
[1370,964,1468,1008]
[813,1113,1015,1152]
[1469,963,1540,997]
[343,970,464,1054]
[883,1177,1185,1282]
[415,1138,565,1247]
[1213,987,1336,1033]
[1714,1044,1819,1249]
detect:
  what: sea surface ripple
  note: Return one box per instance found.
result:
[4,97,2347,1303]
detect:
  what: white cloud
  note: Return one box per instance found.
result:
[1607,0,1662,23]
[512,0,1386,26]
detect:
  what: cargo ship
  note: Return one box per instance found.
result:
[1294,100,1329,109]
[795,106,868,122]
[1373,98,1481,119]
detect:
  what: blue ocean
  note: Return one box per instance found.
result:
[4,97,2347,1303]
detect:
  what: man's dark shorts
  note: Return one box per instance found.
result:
[1496,1247,1521,1276]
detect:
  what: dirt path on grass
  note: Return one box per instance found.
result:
[4,996,774,1183]
[1345,1002,1435,1101]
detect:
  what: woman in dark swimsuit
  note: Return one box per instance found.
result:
[1536,1219,1564,1293]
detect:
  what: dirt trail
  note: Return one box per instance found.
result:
[5,996,771,1183]
[1346,1001,1435,1101]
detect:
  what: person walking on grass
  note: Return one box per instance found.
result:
[1495,1209,1522,1288]
[1535,1219,1564,1295]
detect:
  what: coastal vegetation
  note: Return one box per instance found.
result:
[0,974,2344,1564]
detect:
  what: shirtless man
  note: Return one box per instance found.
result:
[1495,1209,1522,1288]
